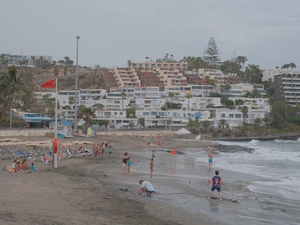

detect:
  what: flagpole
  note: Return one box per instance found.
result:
[53,77,58,169]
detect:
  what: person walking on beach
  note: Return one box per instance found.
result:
[208,151,213,169]
[208,170,222,200]
[122,152,128,173]
[150,158,154,178]
[138,180,155,196]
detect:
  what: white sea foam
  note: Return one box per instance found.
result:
[195,139,300,200]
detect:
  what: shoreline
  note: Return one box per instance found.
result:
[0,135,299,224]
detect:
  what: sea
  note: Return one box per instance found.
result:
[195,138,300,201]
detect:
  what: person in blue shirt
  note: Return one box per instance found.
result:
[29,163,38,172]
[127,157,132,174]
[208,170,222,200]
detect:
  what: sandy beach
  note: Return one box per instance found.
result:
[0,132,299,225]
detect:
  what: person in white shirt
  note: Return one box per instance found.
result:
[138,180,155,196]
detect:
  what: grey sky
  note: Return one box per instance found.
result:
[1,0,300,69]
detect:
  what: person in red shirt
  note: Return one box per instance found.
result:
[208,170,222,200]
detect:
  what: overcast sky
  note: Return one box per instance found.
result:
[1,0,299,69]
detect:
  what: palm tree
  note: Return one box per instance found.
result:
[121,92,127,111]
[78,106,96,135]
[58,60,65,66]
[237,56,248,72]
[186,94,192,111]
[241,106,248,125]
[218,119,227,128]
[64,56,70,67]
[0,66,31,118]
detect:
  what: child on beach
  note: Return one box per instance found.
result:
[30,163,38,172]
[127,157,132,174]
[108,144,113,156]
[208,170,222,200]
[150,158,154,178]
[208,151,213,169]
[152,150,155,158]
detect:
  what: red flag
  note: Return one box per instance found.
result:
[171,149,177,155]
[41,79,56,88]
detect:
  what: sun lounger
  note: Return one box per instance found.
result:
[13,150,31,158]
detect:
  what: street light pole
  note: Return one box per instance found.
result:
[74,36,80,133]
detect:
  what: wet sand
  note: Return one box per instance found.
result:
[0,134,299,225]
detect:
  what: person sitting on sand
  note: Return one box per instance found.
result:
[30,163,38,172]
[208,170,222,200]
[43,153,52,164]
[138,180,155,196]
[21,159,31,172]
[208,151,213,169]
[15,161,22,172]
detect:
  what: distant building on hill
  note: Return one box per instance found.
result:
[0,53,52,67]
[130,61,187,71]
[274,72,300,105]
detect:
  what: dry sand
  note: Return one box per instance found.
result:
[1,133,299,225]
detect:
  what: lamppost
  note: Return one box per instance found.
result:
[74,36,80,133]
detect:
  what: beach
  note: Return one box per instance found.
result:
[0,133,299,225]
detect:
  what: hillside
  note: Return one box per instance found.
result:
[0,66,106,91]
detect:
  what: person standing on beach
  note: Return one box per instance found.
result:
[208,170,222,200]
[150,158,154,178]
[122,152,128,173]
[138,180,155,196]
[208,151,213,169]
[127,157,132,174]
[152,150,155,158]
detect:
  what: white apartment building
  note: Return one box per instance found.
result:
[115,87,161,99]
[130,61,188,70]
[198,68,227,84]
[113,67,141,87]
[216,83,266,96]
[1,53,52,67]
[164,85,215,97]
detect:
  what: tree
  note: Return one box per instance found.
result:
[201,120,210,132]
[203,37,220,68]
[240,106,248,125]
[58,60,65,66]
[237,56,248,72]
[290,63,297,70]
[187,119,199,134]
[235,99,244,106]
[218,119,227,128]
[250,89,261,98]
[205,76,210,96]
[138,117,145,126]
[78,106,96,135]
[244,64,262,83]
[121,92,127,111]
[186,94,192,111]
[64,56,70,67]
[92,103,104,110]
[180,56,208,70]
[0,66,31,118]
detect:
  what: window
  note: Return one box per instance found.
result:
[221,114,225,118]
[229,114,234,118]
[235,114,241,118]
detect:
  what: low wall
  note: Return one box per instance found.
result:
[0,129,50,137]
